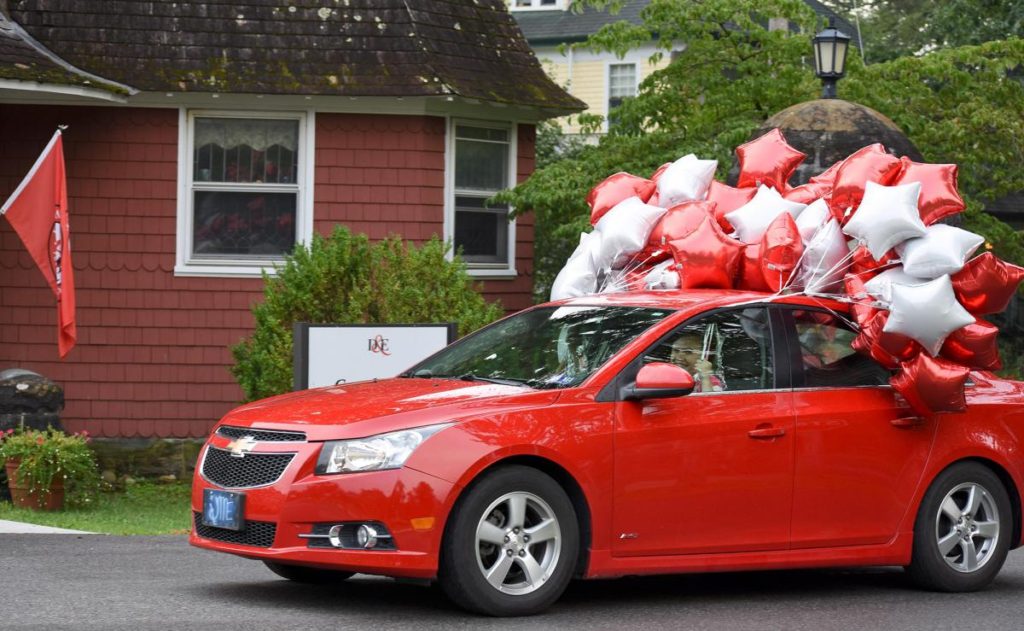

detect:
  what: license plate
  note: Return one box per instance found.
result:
[202,489,245,531]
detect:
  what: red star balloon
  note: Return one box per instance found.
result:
[808,159,843,187]
[850,244,899,281]
[829,144,903,222]
[951,252,1024,316]
[587,172,656,225]
[941,319,1001,371]
[646,162,672,207]
[760,212,803,291]
[668,215,743,289]
[706,180,756,232]
[647,201,715,249]
[736,128,806,191]
[844,273,880,328]
[852,311,920,369]
[891,353,970,415]
[894,157,965,225]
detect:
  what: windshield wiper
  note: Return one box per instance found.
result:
[457,373,529,387]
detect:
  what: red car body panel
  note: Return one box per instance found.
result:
[190,290,1024,581]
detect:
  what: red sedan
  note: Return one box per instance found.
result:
[191,290,1024,616]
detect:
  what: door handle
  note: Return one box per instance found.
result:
[891,416,925,428]
[748,425,786,439]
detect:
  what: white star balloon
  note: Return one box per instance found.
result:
[883,275,975,356]
[724,185,807,244]
[896,224,985,278]
[843,181,927,260]
[863,267,929,305]
[795,198,831,244]
[657,154,718,207]
[795,218,850,293]
[550,231,602,300]
[593,196,667,269]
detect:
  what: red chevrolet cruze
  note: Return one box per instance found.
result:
[191,290,1024,616]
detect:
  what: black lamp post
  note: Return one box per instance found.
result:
[812,18,851,99]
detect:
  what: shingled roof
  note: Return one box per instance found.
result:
[3,0,584,111]
[0,8,127,94]
[513,0,861,46]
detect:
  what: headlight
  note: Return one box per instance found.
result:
[315,423,453,474]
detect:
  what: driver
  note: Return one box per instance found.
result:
[669,333,726,393]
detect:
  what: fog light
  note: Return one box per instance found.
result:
[327,525,344,548]
[356,524,379,549]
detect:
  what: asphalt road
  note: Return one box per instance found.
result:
[3,534,1024,630]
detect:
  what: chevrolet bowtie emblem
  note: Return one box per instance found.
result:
[226,435,257,458]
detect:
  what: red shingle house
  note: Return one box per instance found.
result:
[0,0,583,440]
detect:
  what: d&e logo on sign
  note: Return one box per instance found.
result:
[368,334,391,356]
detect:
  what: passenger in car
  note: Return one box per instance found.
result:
[669,334,726,393]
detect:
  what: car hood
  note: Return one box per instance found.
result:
[217,378,562,441]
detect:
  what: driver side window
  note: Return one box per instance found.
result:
[643,308,775,393]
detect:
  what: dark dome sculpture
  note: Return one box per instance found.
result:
[747,99,924,187]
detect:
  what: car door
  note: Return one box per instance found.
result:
[780,306,939,549]
[612,306,795,557]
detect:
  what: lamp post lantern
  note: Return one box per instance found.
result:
[813,18,851,99]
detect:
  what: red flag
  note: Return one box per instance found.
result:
[1,130,76,358]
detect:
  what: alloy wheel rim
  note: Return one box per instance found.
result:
[934,482,1000,573]
[474,491,562,596]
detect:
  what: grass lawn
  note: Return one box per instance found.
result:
[0,480,192,535]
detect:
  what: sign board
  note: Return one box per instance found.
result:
[293,323,457,390]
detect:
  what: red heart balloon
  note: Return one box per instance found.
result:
[631,246,673,267]
[736,128,806,191]
[760,213,803,291]
[951,252,1024,316]
[784,181,830,205]
[647,201,715,249]
[829,144,903,223]
[894,157,965,225]
[587,172,657,225]
[890,353,970,415]
[940,319,1001,371]
[706,180,756,232]
[668,215,743,289]
[736,243,771,292]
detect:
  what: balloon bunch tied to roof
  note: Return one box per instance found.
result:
[551,128,1024,416]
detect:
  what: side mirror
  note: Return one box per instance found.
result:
[624,362,696,400]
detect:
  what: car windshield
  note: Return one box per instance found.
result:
[402,306,673,389]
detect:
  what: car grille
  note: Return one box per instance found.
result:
[216,426,306,442]
[201,447,295,489]
[193,512,276,548]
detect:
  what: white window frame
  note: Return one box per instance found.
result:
[605,61,639,132]
[175,108,315,277]
[444,118,518,279]
[508,0,567,11]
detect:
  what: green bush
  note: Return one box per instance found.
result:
[231,227,503,401]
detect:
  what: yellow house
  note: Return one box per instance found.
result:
[508,0,859,136]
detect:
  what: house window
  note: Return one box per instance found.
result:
[608,63,638,115]
[511,0,564,10]
[449,122,516,273]
[177,111,312,276]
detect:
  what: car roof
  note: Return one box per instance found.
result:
[544,290,851,315]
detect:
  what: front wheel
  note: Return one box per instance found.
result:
[263,560,354,584]
[906,462,1012,592]
[439,465,579,616]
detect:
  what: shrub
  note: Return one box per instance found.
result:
[231,227,503,401]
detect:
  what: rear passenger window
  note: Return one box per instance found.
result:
[792,310,890,388]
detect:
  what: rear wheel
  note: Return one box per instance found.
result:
[439,465,579,616]
[906,462,1012,592]
[263,560,354,584]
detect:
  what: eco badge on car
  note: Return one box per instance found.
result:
[226,435,257,458]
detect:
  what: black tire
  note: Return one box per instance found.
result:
[263,560,354,584]
[906,461,1013,592]
[439,465,580,616]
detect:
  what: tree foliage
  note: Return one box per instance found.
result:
[231,227,503,401]
[498,0,1024,298]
